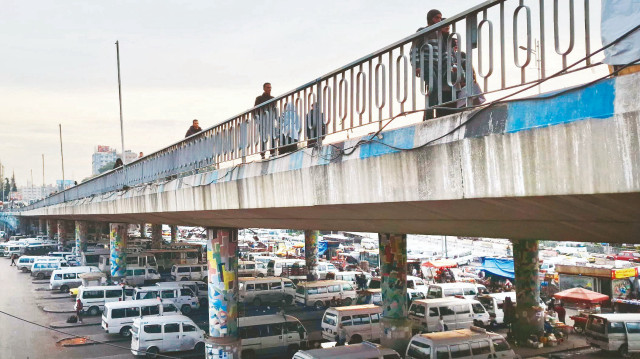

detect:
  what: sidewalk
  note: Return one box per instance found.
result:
[57,333,128,347]
[50,317,101,329]
[513,335,590,358]
[40,302,74,313]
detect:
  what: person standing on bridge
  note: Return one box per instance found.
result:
[185,119,202,138]
[254,82,277,158]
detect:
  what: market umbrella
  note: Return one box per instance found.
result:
[553,287,609,304]
[422,259,458,268]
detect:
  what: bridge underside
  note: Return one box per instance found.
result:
[16,74,640,243]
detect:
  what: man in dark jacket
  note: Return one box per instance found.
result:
[254,83,273,106]
[185,119,202,138]
[254,83,276,158]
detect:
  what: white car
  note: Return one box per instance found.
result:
[131,315,205,357]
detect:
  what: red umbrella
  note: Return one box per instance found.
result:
[553,287,609,304]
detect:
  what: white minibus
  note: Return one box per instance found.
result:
[30,260,68,279]
[156,281,208,301]
[293,341,401,359]
[50,266,101,292]
[585,313,640,356]
[131,315,205,357]
[267,259,305,277]
[315,262,339,280]
[321,304,382,343]
[133,286,200,314]
[405,327,516,359]
[426,283,481,300]
[239,314,308,358]
[124,266,162,286]
[408,297,490,333]
[295,280,357,309]
[102,298,180,337]
[239,277,297,306]
[15,256,37,272]
[169,263,207,281]
[77,285,135,315]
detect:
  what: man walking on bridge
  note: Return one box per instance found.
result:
[185,119,202,138]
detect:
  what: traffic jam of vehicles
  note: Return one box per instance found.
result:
[5,228,640,358]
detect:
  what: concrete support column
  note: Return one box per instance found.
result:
[139,223,147,238]
[205,228,240,359]
[379,233,411,354]
[57,220,69,250]
[110,223,129,280]
[170,225,178,243]
[150,224,163,249]
[39,218,46,235]
[19,218,27,235]
[75,221,89,260]
[512,239,544,342]
[46,219,56,241]
[304,230,319,280]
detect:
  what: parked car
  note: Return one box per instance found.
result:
[130,315,205,357]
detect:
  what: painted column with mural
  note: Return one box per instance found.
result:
[38,218,46,235]
[379,233,411,354]
[57,220,69,250]
[75,221,89,260]
[109,223,128,279]
[150,224,163,249]
[46,219,56,241]
[170,225,178,243]
[304,230,319,280]
[512,239,544,342]
[205,228,240,359]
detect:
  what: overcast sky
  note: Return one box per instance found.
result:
[0,0,603,186]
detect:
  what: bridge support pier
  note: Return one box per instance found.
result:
[304,230,319,280]
[205,227,240,359]
[38,218,46,235]
[46,219,56,241]
[57,220,70,250]
[109,223,128,281]
[75,221,89,261]
[151,224,163,249]
[378,233,411,354]
[139,223,147,238]
[170,225,178,243]
[512,239,544,343]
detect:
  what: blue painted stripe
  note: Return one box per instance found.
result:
[505,78,616,133]
[289,151,304,171]
[359,126,416,159]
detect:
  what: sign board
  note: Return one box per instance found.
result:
[612,267,638,279]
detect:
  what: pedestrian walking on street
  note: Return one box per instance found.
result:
[555,301,566,323]
[10,253,17,266]
[185,119,202,138]
[75,299,83,322]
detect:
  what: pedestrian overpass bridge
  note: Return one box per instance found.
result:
[12,72,640,243]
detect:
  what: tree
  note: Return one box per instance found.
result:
[98,161,116,174]
[10,174,17,192]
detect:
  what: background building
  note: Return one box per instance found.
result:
[92,145,118,175]
[18,184,57,203]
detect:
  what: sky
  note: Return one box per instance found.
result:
[0,0,604,187]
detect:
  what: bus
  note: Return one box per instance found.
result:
[145,248,200,272]
[359,250,379,268]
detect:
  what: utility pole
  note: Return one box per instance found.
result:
[59,124,65,192]
[115,40,126,166]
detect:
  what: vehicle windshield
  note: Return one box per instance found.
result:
[296,286,305,295]
[322,312,337,326]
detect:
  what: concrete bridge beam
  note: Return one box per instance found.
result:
[205,227,240,359]
[304,230,319,280]
[379,232,411,354]
[512,239,544,342]
[109,223,128,280]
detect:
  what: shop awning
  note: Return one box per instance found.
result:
[554,287,609,304]
[480,257,515,279]
[422,259,458,268]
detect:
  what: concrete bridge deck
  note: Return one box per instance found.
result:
[14,73,640,243]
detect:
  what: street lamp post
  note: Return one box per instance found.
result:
[519,39,541,94]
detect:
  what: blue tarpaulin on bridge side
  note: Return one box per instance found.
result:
[481,257,515,279]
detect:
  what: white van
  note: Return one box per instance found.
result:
[170,263,207,281]
[239,277,297,306]
[156,281,208,301]
[30,260,68,279]
[50,266,101,292]
[295,280,357,309]
[426,283,481,300]
[358,288,426,307]
[131,315,205,357]
[316,262,339,280]
[407,276,429,290]
[408,297,490,333]
[477,292,516,324]
[334,271,372,286]
[124,266,162,286]
[239,260,267,277]
[133,286,200,314]
[239,314,308,358]
[293,341,401,359]
[15,256,37,272]
[78,285,135,315]
[586,313,640,356]
[5,244,25,258]
[321,304,382,343]
[102,298,180,337]
[98,253,158,273]
[267,259,305,277]
[405,327,517,359]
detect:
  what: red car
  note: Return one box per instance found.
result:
[607,251,640,262]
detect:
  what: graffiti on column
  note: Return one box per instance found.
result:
[151,224,163,249]
[379,233,408,319]
[75,221,89,256]
[207,228,238,340]
[514,239,540,306]
[305,230,319,279]
[110,224,127,277]
[46,220,55,240]
[57,221,68,248]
